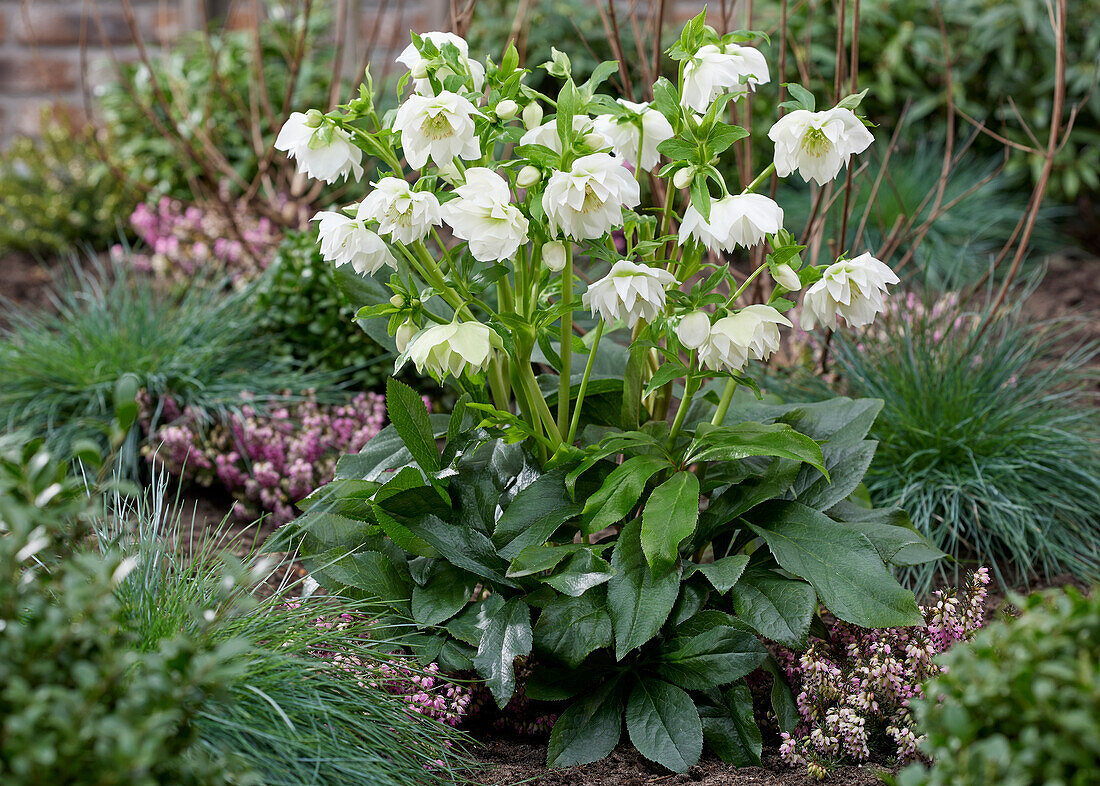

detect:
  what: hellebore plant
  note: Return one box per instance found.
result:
[278,11,942,773]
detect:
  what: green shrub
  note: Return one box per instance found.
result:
[256,231,392,389]
[824,295,1100,591]
[0,438,244,785]
[96,6,339,201]
[0,112,137,256]
[898,587,1100,786]
[0,260,323,470]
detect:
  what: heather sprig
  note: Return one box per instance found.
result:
[142,390,391,524]
[776,568,991,780]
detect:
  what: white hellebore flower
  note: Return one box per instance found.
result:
[440,167,530,262]
[358,177,441,245]
[543,153,640,240]
[582,260,676,328]
[275,112,364,184]
[395,319,418,353]
[312,211,396,275]
[407,320,503,379]
[396,31,486,94]
[393,91,482,170]
[679,193,784,252]
[676,311,712,350]
[701,305,791,372]
[592,100,675,172]
[520,117,611,155]
[801,252,900,329]
[768,107,874,185]
[681,43,770,112]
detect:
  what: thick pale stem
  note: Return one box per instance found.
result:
[711,379,738,427]
[557,243,574,436]
[520,364,563,449]
[725,263,769,310]
[743,162,776,194]
[567,321,604,444]
[667,370,700,446]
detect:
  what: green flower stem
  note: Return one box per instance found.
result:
[557,242,574,437]
[667,363,700,446]
[566,320,604,445]
[742,162,776,194]
[519,362,563,448]
[429,228,455,271]
[710,378,738,427]
[488,357,510,411]
[724,263,769,310]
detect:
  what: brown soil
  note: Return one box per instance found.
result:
[0,253,55,324]
[473,739,891,786]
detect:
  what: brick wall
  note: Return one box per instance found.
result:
[0,0,735,146]
[0,0,448,144]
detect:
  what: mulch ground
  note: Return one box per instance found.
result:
[472,739,890,785]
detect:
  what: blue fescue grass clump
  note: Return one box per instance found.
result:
[96,480,475,785]
[0,258,325,470]
[826,296,1100,592]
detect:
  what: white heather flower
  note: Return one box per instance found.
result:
[681,43,770,112]
[543,153,640,240]
[440,167,529,262]
[592,100,675,171]
[768,107,874,185]
[801,252,900,329]
[678,193,784,252]
[772,263,802,291]
[542,240,567,272]
[676,311,712,350]
[275,112,364,184]
[582,260,676,328]
[396,31,485,94]
[407,320,503,379]
[393,91,482,170]
[313,211,396,275]
[520,117,611,155]
[358,177,441,244]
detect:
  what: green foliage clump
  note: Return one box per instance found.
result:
[96,8,338,200]
[0,261,321,468]
[0,113,138,256]
[827,297,1100,591]
[899,587,1100,786]
[256,231,392,389]
[0,438,244,785]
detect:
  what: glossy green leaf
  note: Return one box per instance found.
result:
[699,682,762,766]
[494,468,584,559]
[404,514,515,588]
[473,598,532,708]
[641,471,700,577]
[507,543,585,577]
[730,568,816,648]
[686,422,826,479]
[547,679,625,768]
[385,377,439,471]
[684,554,750,594]
[656,624,767,690]
[748,501,923,628]
[625,677,702,773]
[411,561,476,627]
[533,590,613,668]
[582,454,670,535]
[607,519,681,659]
[543,549,615,596]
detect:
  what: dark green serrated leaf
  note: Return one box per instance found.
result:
[544,548,615,596]
[533,590,613,668]
[607,519,681,659]
[699,682,762,766]
[411,561,476,627]
[507,543,585,577]
[582,454,670,535]
[656,625,767,690]
[684,554,750,593]
[730,568,816,648]
[386,377,439,471]
[404,514,515,588]
[474,598,533,708]
[494,468,584,559]
[748,501,923,628]
[626,678,702,773]
[641,471,700,578]
[687,422,826,479]
[547,679,625,768]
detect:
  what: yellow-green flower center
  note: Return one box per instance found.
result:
[800,126,832,157]
[419,112,453,141]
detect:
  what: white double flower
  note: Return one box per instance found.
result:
[582,260,677,328]
[801,253,899,329]
[358,177,441,245]
[699,305,792,372]
[542,153,640,240]
[312,211,396,275]
[407,320,503,379]
[592,100,675,172]
[769,107,874,185]
[440,168,530,262]
[682,43,770,112]
[275,113,363,184]
[679,193,784,253]
[393,91,482,170]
